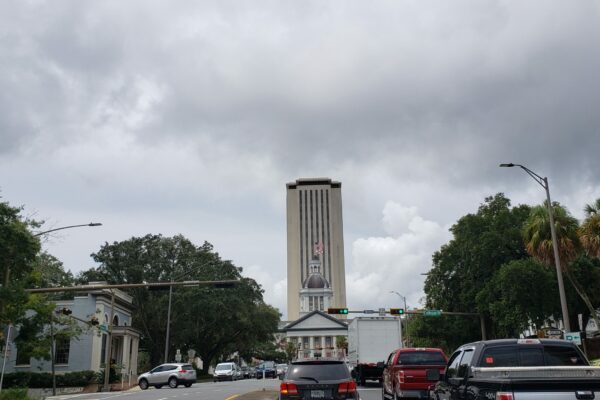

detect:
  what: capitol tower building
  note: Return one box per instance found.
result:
[286,178,347,320]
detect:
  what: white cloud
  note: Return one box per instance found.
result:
[347,202,451,312]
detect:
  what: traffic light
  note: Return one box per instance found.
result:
[89,316,99,326]
[327,308,349,315]
[58,308,72,316]
[390,308,404,315]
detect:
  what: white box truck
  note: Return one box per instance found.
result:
[347,316,402,386]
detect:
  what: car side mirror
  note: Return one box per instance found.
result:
[426,369,440,381]
[377,362,385,369]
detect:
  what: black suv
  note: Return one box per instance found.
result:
[279,360,359,400]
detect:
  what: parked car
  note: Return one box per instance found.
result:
[256,361,277,379]
[276,363,288,377]
[214,362,241,382]
[430,339,600,400]
[138,363,197,389]
[241,366,251,379]
[280,359,359,400]
[382,347,448,400]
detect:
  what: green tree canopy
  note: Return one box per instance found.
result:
[78,234,280,371]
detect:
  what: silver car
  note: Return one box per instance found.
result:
[138,363,197,389]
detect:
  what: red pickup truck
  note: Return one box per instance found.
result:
[382,347,448,400]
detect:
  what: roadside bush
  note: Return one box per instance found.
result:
[0,388,30,400]
[0,371,96,389]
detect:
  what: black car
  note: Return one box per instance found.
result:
[256,361,277,379]
[279,360,359,400]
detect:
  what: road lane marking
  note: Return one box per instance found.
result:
[224,395,239,400]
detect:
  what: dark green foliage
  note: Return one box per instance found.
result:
[78,234,280,372]
[423,194,533,345]
[478,259,560,337]
[0,388,30,400]
[1,371,96,388]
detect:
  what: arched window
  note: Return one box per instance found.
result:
[113,315,119,326]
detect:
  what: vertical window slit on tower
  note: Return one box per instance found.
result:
[304,190,309,280]
[320,189,326,281]
[326,190,332,283]
[310,190,314,254]
[299,190,304,280]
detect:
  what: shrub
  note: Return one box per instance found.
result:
[0,388,30,400]
[0,371,96,389]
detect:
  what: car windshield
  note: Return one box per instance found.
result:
[216,364,233,371]
[286,362,350,381]
[398,351,446,365]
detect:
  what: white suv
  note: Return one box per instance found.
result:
[138,363,197,389]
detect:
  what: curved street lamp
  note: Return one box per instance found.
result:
[500,163,571,332]
[390,291,410,346]
[34,222,102,237]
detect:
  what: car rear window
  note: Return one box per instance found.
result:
[182,364,194,370]
[287,362,350,381]
[481,345,586,367]
[398,351,446,365]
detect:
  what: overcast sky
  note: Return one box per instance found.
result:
[1,1,600,320]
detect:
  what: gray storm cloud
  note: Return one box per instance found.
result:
[1,0,600,317]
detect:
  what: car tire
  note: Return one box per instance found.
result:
[139,379,149,390]
[168,377,178,388]
[185,383,192,388]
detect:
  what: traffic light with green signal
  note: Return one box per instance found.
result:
[390,308,405,315]
[89,316,99,326]
[327,308,349,315]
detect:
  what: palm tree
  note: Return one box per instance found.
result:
[523,201,600,331]
[579,198,600,259]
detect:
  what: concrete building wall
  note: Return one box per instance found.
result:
[287,178,347,320]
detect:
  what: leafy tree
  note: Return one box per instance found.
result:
[477,259,559,337]
[423,193,531,344]
[523,201,600,331]
[579,198,600,259]
[0,199,41,324]
[80,234,281,371]
[284,341,298,362]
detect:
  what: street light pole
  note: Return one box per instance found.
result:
[33,223,102,237]
[500,163,571,332]
[164,281,173,363]
[390,291,409,346]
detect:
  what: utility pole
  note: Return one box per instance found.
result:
[103,290,116,392]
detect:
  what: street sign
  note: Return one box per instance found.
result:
[363,310,375,314]
[379,308,386,316]
[565,332,582,345]
[423,310,442,317]
[99,324,108,333]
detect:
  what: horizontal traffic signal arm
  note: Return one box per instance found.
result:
[327,308,349,314]
[25,280,240,293]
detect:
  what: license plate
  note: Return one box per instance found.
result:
[311,390,325,398]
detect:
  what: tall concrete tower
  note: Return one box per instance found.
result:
[286,178,347,320]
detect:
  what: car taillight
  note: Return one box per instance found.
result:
[496,393,513,400]
[338,381,357,394]
[280,383,299,395]
[399,370,405,384]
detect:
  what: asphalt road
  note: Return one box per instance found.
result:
[46,379,382,400]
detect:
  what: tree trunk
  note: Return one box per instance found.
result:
[564,268,600,333]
